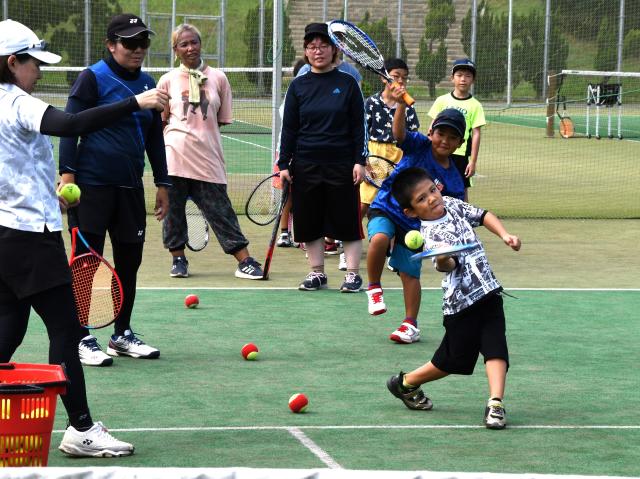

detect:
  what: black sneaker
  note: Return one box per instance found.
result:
[235,257,264,280]
[170,256,189,278]
[298,272,328,291]
[340,272,363,293]
[484,398,506,429]
[387,372,433,410]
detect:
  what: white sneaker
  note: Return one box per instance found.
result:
[78,335,113,367]
[338,253,347,271]
[484,398,507,429]
[107,330,160,359]
[366,287,387,315]
[390,322,421,343]
[59,421,134,457]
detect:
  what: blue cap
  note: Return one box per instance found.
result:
[432,109,466,138]
[452,58,476,75]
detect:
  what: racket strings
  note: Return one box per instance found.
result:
[366,157,395,187]
[70,255,121,328]
[331,25,384,69]
[246,177,283,226]
[186,202,208,250]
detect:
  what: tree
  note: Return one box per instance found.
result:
[242,1,295,94]
[594,16,618,71]
[462,0,508,97]
[356,12,408,98]
[416,0,455,98]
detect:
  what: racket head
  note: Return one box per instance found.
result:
[410,242,479,262]
[262,178,290,280]
[69,252,123,329]
[245,173,283,226]
[364,154,397,188]
[185,199,209,252]
[328,20,386,76]
[559,117,574,138]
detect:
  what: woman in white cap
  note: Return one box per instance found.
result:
[59,13,169,366]
[0,19,168,458]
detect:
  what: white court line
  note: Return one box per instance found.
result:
[221,134,271,151]
[288,427,342,469]
[52,424,640,434]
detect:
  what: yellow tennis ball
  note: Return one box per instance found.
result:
[57,183,81,203]
[404,230,424,249]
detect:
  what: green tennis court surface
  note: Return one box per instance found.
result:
[16,289,640,474]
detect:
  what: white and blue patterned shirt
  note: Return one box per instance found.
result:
[0,83,61,232]
[421,196,501,316]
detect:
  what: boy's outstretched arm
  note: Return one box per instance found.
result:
[482,212,521,251]
[389,83,408,144]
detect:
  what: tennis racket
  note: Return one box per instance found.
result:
[68,227,123,329]
[364,154,397,188]
[410,242,479,262]
[262,178,290,280]
[557,95,574,139]
[186,198,209,252]
[328,20,415,106]
[245,173,284,226]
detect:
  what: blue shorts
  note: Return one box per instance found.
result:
[367,216,422,279]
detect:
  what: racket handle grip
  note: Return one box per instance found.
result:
[402,91,415,107]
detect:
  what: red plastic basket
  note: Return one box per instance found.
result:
[0,363,68,467]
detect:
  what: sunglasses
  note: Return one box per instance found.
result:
[118,37,151,51]
[15,39,48,54]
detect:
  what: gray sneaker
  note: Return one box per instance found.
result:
[340,272,363,293]
[235,257,264,279]
[170,256,189,278]
[387,372,433,410]
[484,398,506,429]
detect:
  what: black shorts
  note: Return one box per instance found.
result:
[68,185,146,243]
[431,292,509,375]
[0,226,71,299]
[291,161,364,243]
[451,154,471,188]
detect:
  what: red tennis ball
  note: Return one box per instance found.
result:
[241,343,259,360]
[288,393,308,413]
[184,294,199,308]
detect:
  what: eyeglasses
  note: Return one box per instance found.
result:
[119,37,151,51]
[15,40,48,54]
[305,44,332,53]
[390,74,410,83]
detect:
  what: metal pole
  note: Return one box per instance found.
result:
[271,0,283,168]
[470,0,477,63]
[84,0,91,66]
[396,0,402,58]
[220,0,226,66]
[170,0,176,67]
[506,0,513,106]
[140,0,147,22]
[258,0,265,94]
[3,0,8,20]
[323,0,328,22]
[541,0,551,99]
[343,0,348,21]
[616,0,625,72]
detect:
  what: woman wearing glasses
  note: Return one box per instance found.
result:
[278,22,366,292]
[1,19,168,458]
[59,14,169,366]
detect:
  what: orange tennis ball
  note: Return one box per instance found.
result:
[288,393,308,413]
[241,343,259,360]
[184,294,199,308]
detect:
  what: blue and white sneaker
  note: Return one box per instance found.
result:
[107,330,160,359]
[170,256,189,278]
[235,257,264,280]
[298,272,328,291]
[78,335,113,367]
[340,272,363,293]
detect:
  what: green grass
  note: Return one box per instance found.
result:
[11,289,640,473]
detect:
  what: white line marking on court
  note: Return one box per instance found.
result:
[52,424,640,434]
[221,134,271,151]
[288,427,342,469]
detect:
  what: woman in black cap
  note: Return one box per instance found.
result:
[278,22,366,293]
[0,18,168,458]
[59,14,169,366]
